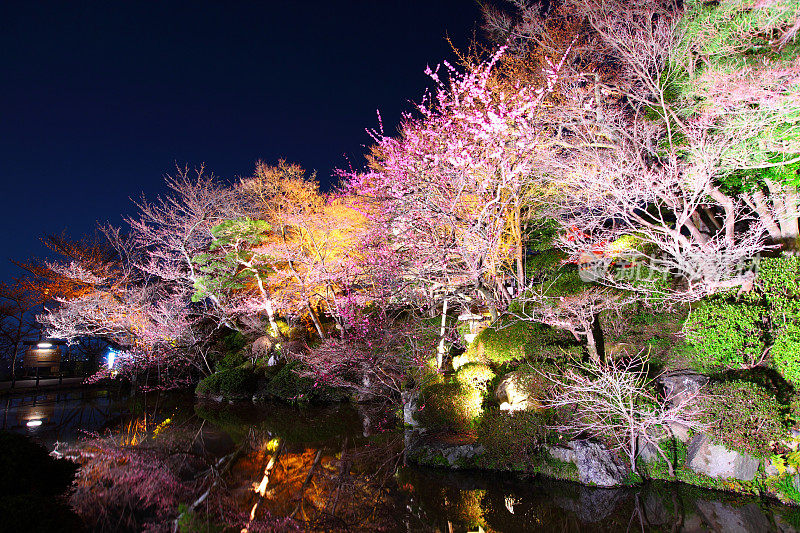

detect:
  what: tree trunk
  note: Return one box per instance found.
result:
[514,206,525,290]
[436,298,449,371]
[585,313,605,361]
[307,301,326,340]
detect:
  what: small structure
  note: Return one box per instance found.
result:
[457,311,487,344]
[22,339,66,385]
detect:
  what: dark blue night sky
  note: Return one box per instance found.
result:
[0,1,481,281]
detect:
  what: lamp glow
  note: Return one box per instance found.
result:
[37,342,53,349]
[26,420,43,428]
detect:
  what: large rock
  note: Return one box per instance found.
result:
[694,500,773,533]
[401,390,422,428]
[657,371,708,406]
[495,371,541,412]
[548,440,628,487]
[252,335,277,365]
[686,433,759,481]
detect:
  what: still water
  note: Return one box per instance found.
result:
[3,388,800,532]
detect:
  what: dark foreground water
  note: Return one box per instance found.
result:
[3,388,800,532]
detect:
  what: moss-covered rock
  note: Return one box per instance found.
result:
[196,366,257,400]
[418,382,483,433]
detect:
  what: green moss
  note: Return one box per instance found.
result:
[196,366,257,400]
[259,360,349,404]
[454,363,496,393]
[476,409,556,469]
[419,382,483,433]
[465,318,578,366]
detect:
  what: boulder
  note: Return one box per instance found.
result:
[657,371,708,406]
[442,444,486,468]
[401,390,422,428]
[636,435,662,463]
[666,421,693,443]
[694,500,773,533]
[548,440,628,487]
[252,335,276,365]
[495,371,541,412]
[686,433,759,481]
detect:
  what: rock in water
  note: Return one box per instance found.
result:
[548,440,627,487]
[687,433,759,481]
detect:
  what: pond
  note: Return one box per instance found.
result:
[3,388,800,532]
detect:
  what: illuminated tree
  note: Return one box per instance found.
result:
[485,0,798,302]
[346,45,571,321]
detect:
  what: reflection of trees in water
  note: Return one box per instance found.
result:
[229,426,407,531]
[65,402,407,531]
[57,397,800,532]
[398,468,800,533]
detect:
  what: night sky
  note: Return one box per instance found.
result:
[0,1,482,281]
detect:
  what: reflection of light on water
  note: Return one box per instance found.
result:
[26,419,43,428]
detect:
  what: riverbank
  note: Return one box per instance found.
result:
[7,390,800,531]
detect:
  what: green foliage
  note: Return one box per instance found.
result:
[191,217,275,303]
[774,475,800,504]
[419,382,483,433]
[196,366,257,399]
[260,360,348,404]
[684,255,800,384]
[698,380,787,457]
[684,293,767,371]
[466,318,577,366]
[177,504,224,533]
[476,409,556,469]
[454,363,496,393]
[670,0,800,177]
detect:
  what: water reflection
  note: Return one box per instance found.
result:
[5,391,800,531]
[1,390,124,445]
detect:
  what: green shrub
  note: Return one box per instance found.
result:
[455,363,495,393]
[196,366,257,399]
[418,382,483,433]
[261,361,348,403]
[465,319,575,366]
[698,380,787,457]
[684,295,767,371]
[683,255,800,384]
[477,409,556,469]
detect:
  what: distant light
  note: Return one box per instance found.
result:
[37,342,53,349]
[26,420,43,428]
[107,350,117,369]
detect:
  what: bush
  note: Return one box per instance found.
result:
[698,380,787,457]
[684,255,800,384]
[684,294,767,371]
[477,409,556,469]
[454,363,495,393]
[261,360,348,403]
[196,366,257,399]
[464,319,575,366]
[418,382,483,433]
